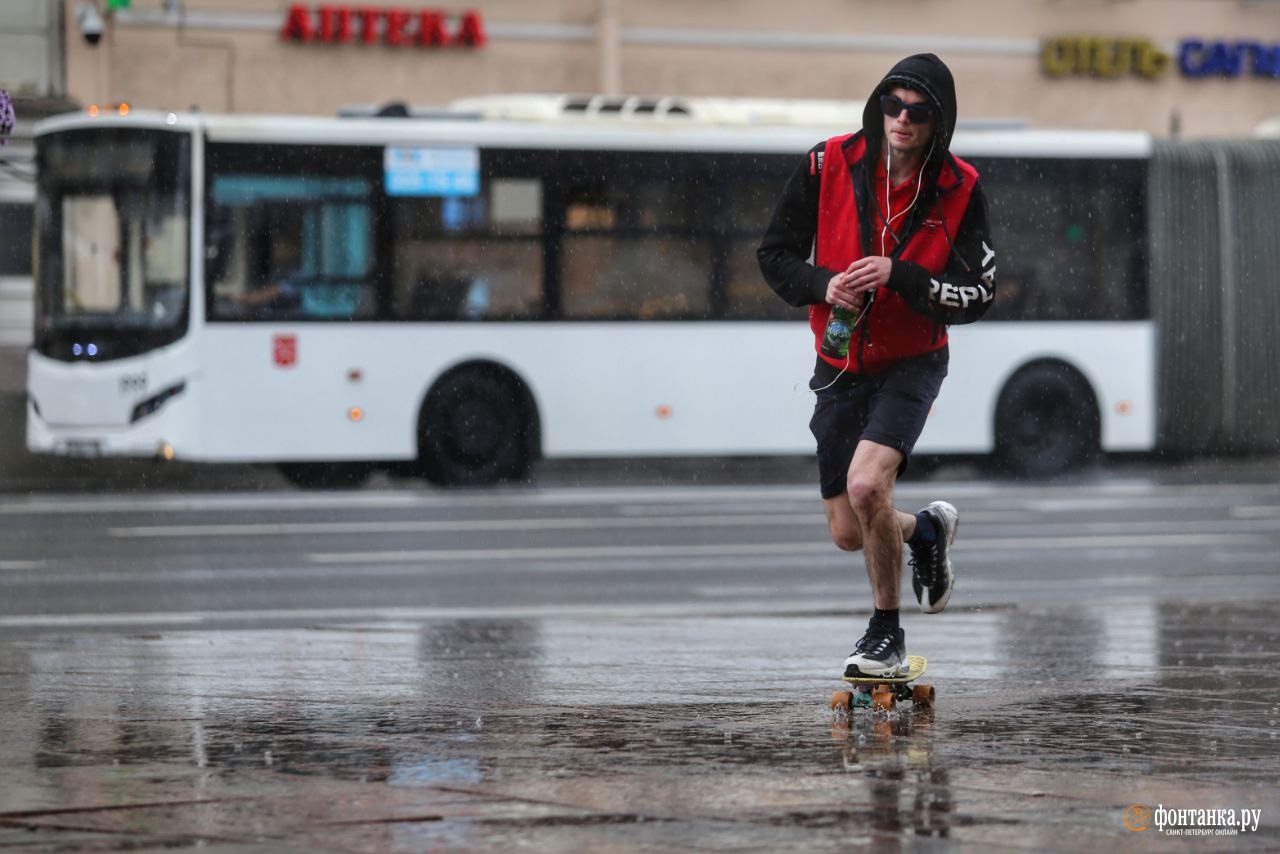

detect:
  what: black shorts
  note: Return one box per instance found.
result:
[809,347,949,499]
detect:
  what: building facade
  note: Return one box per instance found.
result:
[61,0,1280,138]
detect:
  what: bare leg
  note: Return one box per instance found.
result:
[842,440,913,610]
[822,492,916,555]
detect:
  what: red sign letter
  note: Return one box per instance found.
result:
[281,4,314,42]
[455,10,486,48]
[417,11,448,46]
[385,7,411,46]
[318,5,353,42]
[358,7,381,45]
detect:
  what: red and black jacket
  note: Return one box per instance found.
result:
[757,53,998,377]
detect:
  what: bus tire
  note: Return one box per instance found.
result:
[418,365,538,487]
[277,462,374,490]
[994,361,1099,478]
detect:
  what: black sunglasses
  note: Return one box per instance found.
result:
[880,94,935,125]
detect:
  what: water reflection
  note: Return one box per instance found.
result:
[830,708,953,843]
[415,618,545,708]
[4,601,1279,848]
[21,620,548,788]
[953,599,1280,779]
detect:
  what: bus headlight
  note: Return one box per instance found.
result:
[130,382,186,424]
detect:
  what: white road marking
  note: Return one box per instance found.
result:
[303,532,1264,565]
[0,486,820,515]
[8,553,857,587]
[5,569,1278,630]
[107,514,828,538]
[1230,505,1280,518]
[5,480,1280,516]
[618,504,1022,521]
[306,541,836,563]
[697,571,1280,597]
[106,515,1280,539]
[0,599,836,629]
[0,560,42,571]
[1210,551,1280,564]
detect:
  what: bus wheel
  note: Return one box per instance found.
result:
[995,362,1099,478]
[277,462,373,490]
[419,366,537,487]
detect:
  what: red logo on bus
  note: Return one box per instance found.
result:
[273,334,297,368]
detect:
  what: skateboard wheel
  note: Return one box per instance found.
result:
[830,690,854,713]
[871,685,895,711]
[912,684,935,708]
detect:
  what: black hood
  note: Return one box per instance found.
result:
[861,52,958,154]
[858,53,959,226]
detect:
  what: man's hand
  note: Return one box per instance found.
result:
[825,267,862,311]
[847,256,891,294]
[826,257,891,310]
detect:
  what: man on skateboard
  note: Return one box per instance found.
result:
[758,54,997,677]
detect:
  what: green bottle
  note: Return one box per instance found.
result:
[820,305,856,360]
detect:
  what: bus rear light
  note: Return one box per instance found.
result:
[130,382,186,423]
[656,405,672,419]
[1116,400,1132,415]
[157,442,175,461]
[348,407,364,422]
[87,104,100,117]
[117,102,130,115]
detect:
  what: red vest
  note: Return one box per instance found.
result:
[812,133,978,374]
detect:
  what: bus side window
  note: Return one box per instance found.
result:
[390,169,544,322]
[973,156,1146,323]
[557,152,714,321]
[206,169,376,322]
[721,155,806,321]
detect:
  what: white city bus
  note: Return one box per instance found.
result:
[27,97,1154,486]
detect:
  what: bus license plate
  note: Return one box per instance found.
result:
[63,440,102,457]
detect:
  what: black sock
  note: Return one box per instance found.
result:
[870,608,899,633]
[909,511,938,546]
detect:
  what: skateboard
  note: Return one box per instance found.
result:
[830,655,933,712]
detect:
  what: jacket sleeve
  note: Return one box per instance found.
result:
[884,181,997,325]
[756,143,840,308]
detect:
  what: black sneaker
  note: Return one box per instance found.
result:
[843,626,906,678]
[910,500,958,614]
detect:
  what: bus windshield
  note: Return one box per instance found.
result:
[34,126,191,361]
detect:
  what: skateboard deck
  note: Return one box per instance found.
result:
[831,655,933,712]
[842,654,927,685]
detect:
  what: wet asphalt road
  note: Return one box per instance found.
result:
[2,463,1280,849]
